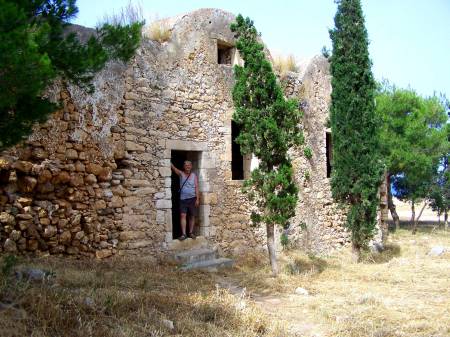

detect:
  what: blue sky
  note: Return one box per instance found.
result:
[73,0,450,99]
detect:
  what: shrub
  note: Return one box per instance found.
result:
[145,21,171,43]
[273,54,298,74]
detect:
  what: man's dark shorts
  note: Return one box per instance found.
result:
[180,197,198,216]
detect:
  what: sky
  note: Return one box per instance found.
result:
[73,0,450,99]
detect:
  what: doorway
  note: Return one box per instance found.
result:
[171,150,201,239]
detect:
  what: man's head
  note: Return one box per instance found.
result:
[183,160,192,173]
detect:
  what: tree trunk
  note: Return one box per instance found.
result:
[266,223,278,276]
[413,202,427,234]
[438,213,441,228]
[387,175,400,231]
[351,242,361,263]
[411,201,416,234]
[445,210,448,231]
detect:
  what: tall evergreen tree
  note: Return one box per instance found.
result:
[231,15,304,275]
[329,0,383,261]
[0,0,143,150]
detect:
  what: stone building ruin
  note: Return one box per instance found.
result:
[0,9,388,258]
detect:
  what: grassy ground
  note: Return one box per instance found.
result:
[227,228,450,337]
[1,228,449,337]
[0,256,288,337]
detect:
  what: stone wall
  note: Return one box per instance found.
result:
[280,57,349,254]
[0,8,386,258]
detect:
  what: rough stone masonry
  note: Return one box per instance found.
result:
[0,9,388,259]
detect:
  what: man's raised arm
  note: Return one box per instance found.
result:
[171,163,181,176]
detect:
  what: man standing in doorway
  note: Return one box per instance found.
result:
[171,161,199,240]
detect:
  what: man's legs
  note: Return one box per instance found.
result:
[180,212,187,237]
[188,215,195,235]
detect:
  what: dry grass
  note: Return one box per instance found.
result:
[227,228,450,337]
[0,256,289,337]
[1,228,449,337]
[144,20,172,43]
[273,54,299,74]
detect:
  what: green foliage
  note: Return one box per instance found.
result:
[329,0,383,252]
[0,0,143,150]
[376,84,448,205]
[321,46,331,59]
[303,147,313,159]
[280,233,289,249]
[231,14,304,230]
[1,254,18,277]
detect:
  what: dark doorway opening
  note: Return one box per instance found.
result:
[171,150,201,239]
[231,121,244,180]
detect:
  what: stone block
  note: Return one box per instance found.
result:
[165,212,172,231]
[17,176,37,193]
[0,212,15,225]
[156,199,171,209]
[85,174,97,184]
[96,250,113,259]
[199,157,215,169]
[43,226,57,238]
[166,140,208,151]
[133,187,156,196]
[13,161,33,174]
[159,167,172,177]
[156,210,165,224]
[98,167,112,182]
[126,179,151,187]
[111,196,124,208]
[94,200,107,210]
[125,141,145,152]
[123,196,140,207]
[127,240,153,249]
[119,230,146,241]
[164,177,172,187]
[4,239,17,252]
[65,149,78,159]
[59,231,72,244]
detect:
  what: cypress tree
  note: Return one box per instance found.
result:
[0,0,143,150]
[231,15,304,275]
[329,0,383,261]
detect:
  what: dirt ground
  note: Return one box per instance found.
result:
[219,227,450,337]
[390,197,440,222]
[1,227,449,337]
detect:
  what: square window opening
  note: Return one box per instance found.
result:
[218,42,233,65]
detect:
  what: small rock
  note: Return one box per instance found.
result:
[9,230,22,241]
[4,238,17,252]
[16,268,53,282]
[85,174,97,184]
[95,249,112,259]
[43,225,57,238]
[370,242,383,253]
[294,287,309,296]
[0,212,15,225]
[84,297,95,307]
[162,319,174,330]
[13,161,33,174]
[429,246,445,256]
[59,231,72,244]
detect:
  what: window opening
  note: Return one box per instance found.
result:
[218,42,233,65]
[326,132,332,178]
[231,121,244,180]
